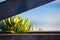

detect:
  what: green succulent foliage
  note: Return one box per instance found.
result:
[0,15,32,33]
[11,18,30,33]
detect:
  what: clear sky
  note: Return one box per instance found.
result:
[19,0,60,31]
[0,0,6,3]
[0,0,60,31]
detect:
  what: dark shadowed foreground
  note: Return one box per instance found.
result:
[0,0,54,20]
[0,32,60,40]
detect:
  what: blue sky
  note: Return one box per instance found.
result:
[0,0,6,3]
[0,0,60,31]
[19,0,60,31]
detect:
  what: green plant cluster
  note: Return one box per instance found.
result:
[0,15,33,33]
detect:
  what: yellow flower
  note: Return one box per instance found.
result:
[13,18,19,24]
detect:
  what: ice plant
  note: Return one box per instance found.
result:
[13,18,19,24]
[30,25,35,31]
[39,27,43,32]
[0,15,34,33]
